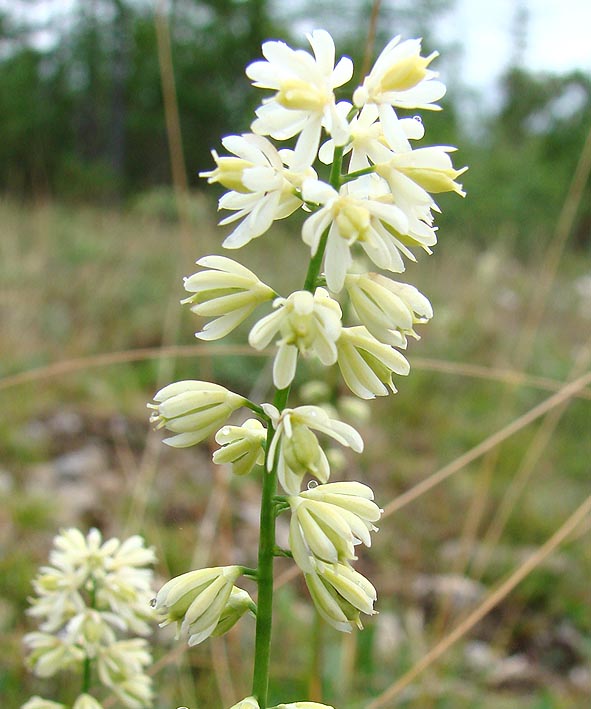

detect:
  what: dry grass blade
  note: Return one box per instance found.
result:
[367,493,591,707]
[472,342,591,578]
[382,370,591,518]
[3,346,589,399]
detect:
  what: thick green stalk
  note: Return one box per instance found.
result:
[252,143,345,706]
[252,386,290,706]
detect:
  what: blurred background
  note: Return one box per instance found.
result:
[1,1,590,707]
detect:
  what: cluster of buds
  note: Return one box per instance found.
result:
[147,29,464,708]
[23,528,156,709]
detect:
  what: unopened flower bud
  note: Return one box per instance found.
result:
[148,381,246,448]
[72,695,104,709]
[346,272,432,346]
[213,419,266,476]
[229,698,260,709]
[182,256,275,341]
[22,698,66,709]
[154,566,245,646]
[288,482,381,571]
[305,560,377,633]
[337,326,410,399]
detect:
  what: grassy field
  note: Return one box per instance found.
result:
[1,195,590,708]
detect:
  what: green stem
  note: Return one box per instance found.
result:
[251,142,346,705]
[302,145,345,293]
[252,386,290,706]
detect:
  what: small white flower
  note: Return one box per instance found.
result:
[353,36,445,147]
[148,380,246,448]
[154,566,249,646]
[304,559,377,633]
[201,134,315,248]
[249,288,342,389]
[319,103,425,170]
[376,144,467,198]
[72,695,104,709]
[263,405,363,494]
[24,631,84,678]
[213,418,267,476]
[337,326,410,399]
[182,256,275,340]
[301,179,411,292]
[345,272,433,345]
[93,639,153,709]
[109,672,153,709]
[22,699,66,709]
[288,481,381,572]
[246,30,354,166]
[229,699,260,709]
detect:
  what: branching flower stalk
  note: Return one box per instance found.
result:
[149,30,465,708]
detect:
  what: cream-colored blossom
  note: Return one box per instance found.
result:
[211,587,256,638]
[94,638,153,709]
[337,326,410,399]
[263,404,363,494]
[22,699,66,709]
[288,481,381,572]
[376,145,467,199]
[249,288,342,389]
[95,638,152,690]
[109,673,153,709]
[354,37,443,108]
[148,380,246,448]
[319,103,425,171]
[353,36,445,148]
[154,566,250,647]
[24,631,84,678]
[246,30,353,166]
[345,272,432,345]
[72,695,104,709]
[24,527,155,703]
[182,256,275,341]
[301,179,410,292]
[304,559,377,633]
[229,699,260,709]
[213,418,266,476]
[200,134,315,248]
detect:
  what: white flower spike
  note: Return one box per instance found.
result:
[246,30,353,166]
[182,255,275,341]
